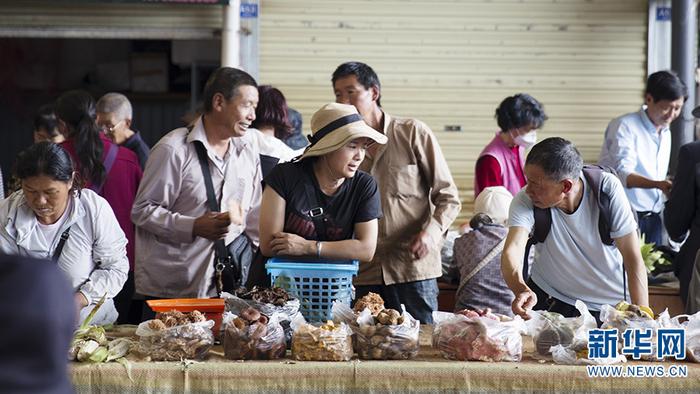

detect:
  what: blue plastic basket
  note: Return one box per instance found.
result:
[265,258,359,322]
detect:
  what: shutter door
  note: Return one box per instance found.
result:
[0,1,223,39]
[260,0,648,225]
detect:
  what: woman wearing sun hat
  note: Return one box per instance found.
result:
[257,103,387,262]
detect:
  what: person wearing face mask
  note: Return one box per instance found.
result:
[256,103,385,267]
[598,70,687,247]
[474,94,547,198]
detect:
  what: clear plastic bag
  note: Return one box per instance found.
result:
[432,311,525,362]
[221,312,286,360]
[541,300,626,365]
[550,344,626,365]
[665,312,700,362]
[527,300,598,357]
[222,291,301,319]
[221,291,301,345]
[135,320,214,361]
[333,302,420,360]
[600,303,662,361]
[290,314,353,361]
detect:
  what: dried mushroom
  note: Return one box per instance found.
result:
[353,292,384,316]
[234,286,291,306]
[223,307,286,360]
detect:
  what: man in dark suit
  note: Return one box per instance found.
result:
[665,106,700,312]
[0,254,76,394]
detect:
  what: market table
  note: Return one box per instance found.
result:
[70,326,700,394]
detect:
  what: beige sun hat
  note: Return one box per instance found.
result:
[299,103,388,160]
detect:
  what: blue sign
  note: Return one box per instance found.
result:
[621,328,653,360]
[657,328,686,360]
[588,328,619,360]
[657,7,672,21]
[240,2,258,18]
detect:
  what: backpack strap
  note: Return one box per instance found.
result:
[582,164,614,246]
[523,205,552,280]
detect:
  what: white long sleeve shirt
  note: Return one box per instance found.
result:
[0,188,129,306]
[598,109,671,213]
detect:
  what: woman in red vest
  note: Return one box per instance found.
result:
[474,94,547,198]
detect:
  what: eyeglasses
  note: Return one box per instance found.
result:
[100,119,124,134]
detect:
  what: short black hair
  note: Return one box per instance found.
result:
[525,137,583,181]
[332,61,382,107]
[495,94,547,132]
[202,67,257,113]
[646,70,688,102]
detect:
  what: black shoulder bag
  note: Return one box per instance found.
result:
[192,141,253,293]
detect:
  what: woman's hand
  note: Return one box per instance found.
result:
[74,292,88,319]
[269,232,313,256]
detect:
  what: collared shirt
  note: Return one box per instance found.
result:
[0,188,129,307]
[598,109,670,213]
[357,112,461,285]
[131,117,262,298]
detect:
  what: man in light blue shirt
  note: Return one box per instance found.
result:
[502,137,648,320]
[598,70,687,246]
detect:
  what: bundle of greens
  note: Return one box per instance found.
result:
[640,234,671,274]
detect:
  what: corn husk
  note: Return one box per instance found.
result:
[76,340,101,362]
[69,294,133,364]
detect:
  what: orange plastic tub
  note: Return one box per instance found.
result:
[146,298,225,335]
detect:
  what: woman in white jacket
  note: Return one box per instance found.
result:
[0,142,128,325]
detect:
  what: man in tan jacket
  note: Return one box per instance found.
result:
[332,61,461,323]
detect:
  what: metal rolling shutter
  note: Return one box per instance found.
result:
[259,0,648,225]
[0,1,223,39]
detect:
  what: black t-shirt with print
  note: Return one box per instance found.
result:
[264,160,382,241]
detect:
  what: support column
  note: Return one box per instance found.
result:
[670,0,697,175]
[221,0,241,68]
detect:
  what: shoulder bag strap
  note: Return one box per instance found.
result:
[457,237,506,296]
[90,143,119,195]
[302,172,328,241]
[192,140,231,292]
[52,227,72,262]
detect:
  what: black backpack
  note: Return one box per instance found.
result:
[522,164,636,300]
